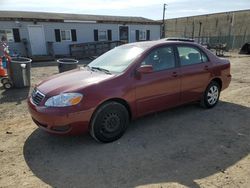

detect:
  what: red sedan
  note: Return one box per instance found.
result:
[28,40,231,142]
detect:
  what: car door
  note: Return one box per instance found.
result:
[135,45,181,116]
[177,45,212,103]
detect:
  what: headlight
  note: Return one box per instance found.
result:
[45,93,83,107]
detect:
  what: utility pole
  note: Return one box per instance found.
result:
[198,21,202,43]
[162,3,167,38]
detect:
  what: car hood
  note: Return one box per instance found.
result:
[37,68,114,96]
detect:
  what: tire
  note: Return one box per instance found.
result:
[90,102,129,143]
[3,82,13,89]
[200,81,221,108]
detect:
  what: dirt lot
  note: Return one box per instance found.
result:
[0,54,249,188]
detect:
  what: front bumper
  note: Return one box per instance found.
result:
[28,97,94,135]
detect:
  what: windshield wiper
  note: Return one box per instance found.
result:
[90,66,112,74]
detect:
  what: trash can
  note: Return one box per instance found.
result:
[9,57,32,88]
[57,59,78,73]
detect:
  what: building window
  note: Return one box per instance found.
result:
[55,29,77,42]
[94,29,112,41]
[60,30,71,41]
[0,29,14,42]
[139,30,146,41]
[98,31,107,41]
[136,30,150,41]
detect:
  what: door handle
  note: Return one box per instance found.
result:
[204,65,209,70]
[172,72,178,77]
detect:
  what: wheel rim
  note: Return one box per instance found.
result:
[207,85,219,105]
[4,83,12,89]
[101,113,121,133]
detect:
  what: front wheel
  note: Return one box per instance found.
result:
[90,102,129,143]
[200,81,221,108]
[1,77,10,84]
[3,82,13,89]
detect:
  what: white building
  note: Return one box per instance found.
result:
[0,11,161,57]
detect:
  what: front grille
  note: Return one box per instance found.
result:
[31,88,45,105]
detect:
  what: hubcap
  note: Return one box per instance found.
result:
[5,83,11,89]
[207,85,219,105]
[102,113,120,133]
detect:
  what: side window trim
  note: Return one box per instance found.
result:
[200,50,209,63]
[173,45,181,68]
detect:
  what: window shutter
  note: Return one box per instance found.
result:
[135,30,139,41]
[94,29,98,41]
[13,28,21,42]
[146,30,150,41]
[107,30,112,41]
[71,29,77,41]
[55,29,61,42]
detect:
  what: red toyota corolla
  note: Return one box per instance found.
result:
[28,40,231,142]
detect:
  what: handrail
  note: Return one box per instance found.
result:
[69,40,125,59]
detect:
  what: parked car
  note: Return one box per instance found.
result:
[28,40,231,143]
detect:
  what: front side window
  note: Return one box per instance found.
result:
[61,30,71,41]
[141,46,176,72]
[177,46,204,66]
[0,29,14,42]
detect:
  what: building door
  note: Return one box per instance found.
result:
[119,26,129,43]
[28,25,46,55]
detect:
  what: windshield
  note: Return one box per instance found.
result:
[88,45,144,73]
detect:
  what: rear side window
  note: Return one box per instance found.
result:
[142,46,175,71]
[177,46,206,66]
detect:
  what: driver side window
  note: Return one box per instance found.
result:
[141,46,175,72]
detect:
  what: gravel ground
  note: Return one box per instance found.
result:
[0,54,249,188]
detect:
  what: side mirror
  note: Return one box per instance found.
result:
[137,65,153,74]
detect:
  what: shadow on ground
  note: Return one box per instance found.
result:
[23,101,250,188]
[0,86,30,104]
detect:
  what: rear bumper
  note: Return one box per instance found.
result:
[27,97,94,135]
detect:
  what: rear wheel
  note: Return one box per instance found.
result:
[90,102,129,143]
[201,81,220,108]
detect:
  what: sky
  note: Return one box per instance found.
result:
[0,0,250,20]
